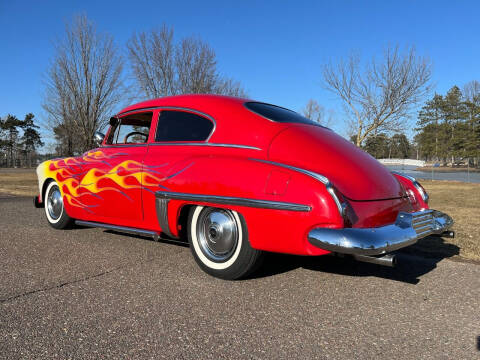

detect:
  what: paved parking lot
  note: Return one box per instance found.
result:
[1,197,479,359]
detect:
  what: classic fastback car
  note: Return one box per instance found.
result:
[34,95,454,279]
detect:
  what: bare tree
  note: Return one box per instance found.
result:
[127,26,246,98]
[323,46,432,146]
[127,26,176,97]
[302,99,333,127]
[43,14,126,154]
[463,80,480,103]
[175,37,217,94]
[302,99,324,122]
[214,78,247,97]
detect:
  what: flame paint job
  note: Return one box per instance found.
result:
[37,151,169,211]
[36,94,430,256]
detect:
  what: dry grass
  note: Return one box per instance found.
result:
[411,180,480,262]
[0,169,479,261]
[0,169,38,196]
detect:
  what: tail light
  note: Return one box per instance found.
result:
[392,171,429,205]
[406,189,417,205]
[326,183,350,226]
[414,181,429,203]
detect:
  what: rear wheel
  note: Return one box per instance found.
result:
[188,206,263,280]
[44,181,73,229]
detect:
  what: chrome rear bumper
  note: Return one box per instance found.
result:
[308,210,453,256]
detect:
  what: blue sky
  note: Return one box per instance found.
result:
[1,0,479,146]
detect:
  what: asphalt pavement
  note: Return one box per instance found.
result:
[1,197,479,359]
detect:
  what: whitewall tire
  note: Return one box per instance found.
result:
[44,181,73,229]
[188,206,264,280]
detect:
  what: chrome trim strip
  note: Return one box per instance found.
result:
[100,144,148,148]
[118,107,160,116]
[250,158,329,184]
[149,142,261,150]
[155,198,176,238]
[308,209,453,256]
[155,191,311,212]
[249,158,345,215]
[391,171,416,182]
[75,220,159,239]
[391,171,429,202]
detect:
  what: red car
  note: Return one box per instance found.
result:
[34,95,453,279]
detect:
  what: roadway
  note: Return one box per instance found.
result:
[1,197,479,359]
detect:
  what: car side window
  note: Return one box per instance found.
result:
[107,112,153,145]
[155,110,214,142]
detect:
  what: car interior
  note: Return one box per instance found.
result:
[107,112,152,144]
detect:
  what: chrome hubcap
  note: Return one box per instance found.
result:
[47,186,63,220]
[196,208,238,262]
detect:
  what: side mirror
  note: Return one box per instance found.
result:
[94,131,105,146]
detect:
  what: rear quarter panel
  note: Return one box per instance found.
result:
[141,148,342,255]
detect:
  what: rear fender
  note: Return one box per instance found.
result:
[153,156,343,255]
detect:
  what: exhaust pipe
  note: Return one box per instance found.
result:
[352,254,397,267]
[431,230,455,238]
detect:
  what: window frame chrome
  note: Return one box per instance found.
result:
[118,106,217,143]
[105,110,154,146]
[148,142,261,150]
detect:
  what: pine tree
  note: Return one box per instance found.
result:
[0,115,23,167]
[416,83,480,167]
[417,94,444,161]
[389,134,411,159]
[20,113,43,167]
[442,86,467,163]
[463,82,480,166]
[363,133,390,158]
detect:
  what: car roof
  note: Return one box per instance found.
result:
[117,94,250,116]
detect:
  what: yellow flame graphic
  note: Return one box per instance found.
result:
[40,150,170,213]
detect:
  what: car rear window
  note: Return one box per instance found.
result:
[244,102,327,127]
[155,110,214,142]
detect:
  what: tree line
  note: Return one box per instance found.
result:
[0,114,43,167]
[360,133,413,159]
[352,82,480,167]
[415,83,480,166]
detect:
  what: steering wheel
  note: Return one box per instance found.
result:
[124,131,148,144]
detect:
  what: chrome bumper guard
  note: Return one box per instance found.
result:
[308,210,453,256]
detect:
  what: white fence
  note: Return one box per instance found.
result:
[377,158,425,167]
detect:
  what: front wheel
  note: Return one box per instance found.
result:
[188,206,263,280]
[44,181,74,229]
